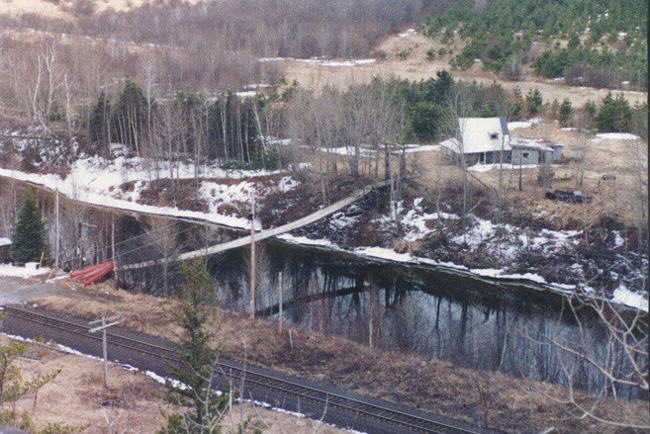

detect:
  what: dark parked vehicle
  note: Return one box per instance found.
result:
[545,189,592,203]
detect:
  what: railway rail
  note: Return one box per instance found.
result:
[2,305,492,434]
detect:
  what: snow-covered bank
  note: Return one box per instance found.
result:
[0,165,254,229]
[278,233,648,312]
[277,196,648,312]
[0,157,298,230]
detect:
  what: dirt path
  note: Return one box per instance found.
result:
[0,277,66,305]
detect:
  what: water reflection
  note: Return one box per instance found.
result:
[124,237,646,399]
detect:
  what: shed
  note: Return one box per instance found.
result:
[510,138,563,164]
[0,238,11,263]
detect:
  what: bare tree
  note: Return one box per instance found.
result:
[524,296,648,429]
[445,85,472,218]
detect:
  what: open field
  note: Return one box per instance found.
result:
[33,280,650,433]
[4,333,346,433]
[284,30,648,106]
[0,0,202,19]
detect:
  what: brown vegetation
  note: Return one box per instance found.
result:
[284,30,647,106]
[5,334,347,433]
[37,282,650,433]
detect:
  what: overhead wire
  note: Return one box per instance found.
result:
[59,220,197,267]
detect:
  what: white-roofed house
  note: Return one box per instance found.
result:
[440,117,511,165]
[440,117,563,166]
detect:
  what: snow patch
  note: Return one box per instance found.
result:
[594,132,640,141]
[507,118,542,130]
[278,176,299,193]
[354,246,415,263]
[0,264,51,278]
[295,58,376,67]
[398,28,416,38]
[401,144,441,153]
[612,285,649,312]
[277,234,338,248]
[468,163,538,172]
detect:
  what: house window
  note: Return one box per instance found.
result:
[522,152,530,158]
[489,133,498,139]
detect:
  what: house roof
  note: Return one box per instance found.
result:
[441,117,511,154]
[0,238,11,247]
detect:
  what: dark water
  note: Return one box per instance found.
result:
[122,235,648,400]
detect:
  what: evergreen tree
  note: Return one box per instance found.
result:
[597,92,617,132]
[88,91,112,157]
[112,80,149,153]
[613,94,632,132]
[557,98,573,127]
[159,260,228,434]
[10,190,47,264]
[526,88,543,115]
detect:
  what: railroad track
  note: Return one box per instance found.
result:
[2,305,491,434]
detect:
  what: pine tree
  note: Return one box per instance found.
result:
[88,91,112,156]
[597,92,617,132]
[112,80,149,153]
[10,190,47,264]
[159,260,228,434]
[558,98,573,127]
[526,88,543,115]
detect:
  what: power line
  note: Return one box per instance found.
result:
[59,221,194,267]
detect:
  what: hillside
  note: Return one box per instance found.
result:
[283,29,648,107]
[422,0,648,90]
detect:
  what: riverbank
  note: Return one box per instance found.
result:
[35,280,649,433]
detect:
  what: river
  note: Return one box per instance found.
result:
[122,234,646,400]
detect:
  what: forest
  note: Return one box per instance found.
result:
[423,0,648,89]
[1,0,453,58]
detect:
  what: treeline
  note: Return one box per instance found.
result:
[422,0,648,89]
[0,34,282,137]
[2,0,454,58]
[87,80,294,170]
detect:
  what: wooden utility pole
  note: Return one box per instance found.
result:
[249,195,256,320]
[278,271,283,333]
[55,188,60,269]
[111,214,118,289]
[89,314,121,389]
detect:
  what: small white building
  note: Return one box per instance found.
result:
[440,117,563,166]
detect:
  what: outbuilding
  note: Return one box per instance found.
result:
[0,238,11,263]
[511,138,563,165]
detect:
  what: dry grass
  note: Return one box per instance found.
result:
[36,282,650,433]
[7,334,172,433]
[284,30,647,107]
[5,333,347,433]
[406,120,647,228]
[0,0,202,19]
